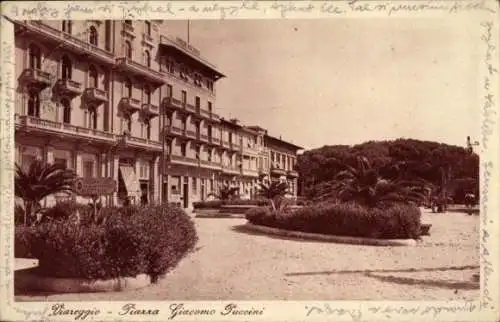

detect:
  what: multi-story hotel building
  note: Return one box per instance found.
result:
[13,20,302,209]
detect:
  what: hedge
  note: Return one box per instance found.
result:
[246,202,421,239]
[193,198,271,209]
[15,204,198,281]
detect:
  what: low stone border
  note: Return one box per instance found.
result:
[195,213,245,219]
[243,223,418,246]
[15,270,151,293]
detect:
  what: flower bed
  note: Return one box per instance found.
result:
[193,198,271,209]
[15,204,198,283]
[246,203,422,240]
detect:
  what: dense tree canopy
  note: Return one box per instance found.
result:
[297,139,479,204]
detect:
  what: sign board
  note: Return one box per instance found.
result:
[73,177,116,197]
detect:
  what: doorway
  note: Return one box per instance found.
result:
[140,181,148,205]
[183,177,189,208]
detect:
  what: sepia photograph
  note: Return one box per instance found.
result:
[8,14,485,306]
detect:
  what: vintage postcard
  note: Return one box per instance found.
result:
[0,0,499,321]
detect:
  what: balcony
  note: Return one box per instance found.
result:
[115,57,165,86]
[270,166,287,176]
[258,168,268,176]
[208,136,221,146]
[54,79,83,98]
[125,135,162,151]
[15,115,116,143]
[163,125,184,138]
[241,168,259,178]
[119,97,141,114]
[185,129,197,139]
[142,33,154,46]
[211,113,221,122]
[287,170,299,178]
[197,133,209,142]
[122,22,136,38]
[83,88,108,105]
[185,103,196,114]
[199,159,222,171]
[222,165,241,175]
[18,68,53,91]
[162,97,185,112]
[141,103,159,118]
[230,142,241,151]
[19,21,115,65]
[167,154,199,167]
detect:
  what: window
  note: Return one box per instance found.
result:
[125,41,132,59]
[89,65,98,88]
[181,117,186,130]
[28,44,41,69]
[124,115,132,132]
[192,177,197,194]
[180,143,186,157]
[27,92,40,117]
[145,21,151,36]
[144,50,151,67]
[195,96,200,108]
[143,86,151,104]
[208,149,212,162]
[83,160,94,178]
[61,98,71,124]
[195,145,201,160]
[143,119,151,139]
[208,102,212,113]
[54,158,67,169]
[22,154,36,172]
[181,90,187,105]
[87,106,98,129]
[166,84,172,98]
[124,78,132,97]
[105,20,111,51]
[62,20,72,34]
[89,26,98,46]
[167,59,175,73]
[125,20,132,25]
[61,55,72,80]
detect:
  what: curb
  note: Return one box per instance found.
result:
[195,213,245,219]
[243,223,418,246]
[15,270,152,293]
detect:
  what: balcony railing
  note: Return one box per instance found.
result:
[164,125,184,137]
[120,97,141,114]
[287,170,299,178]
[230,142,241,151]
[125,135,162,150]
[241,168,259,177]
[199,159,222,170]
[185,129,197,139]
[141,103,159,118]
[83,88,108,104]
[162,97,185,111]
[270,166,287,176]
[55,79,83,97]
[211,113,221,122]
[22,21,115,64]
[185,103,196,113]
[167,154,199,166]
[222,141,231,149]
[115,57,165,85]
[222,165,241,175]
[15,115,116,143]
[19,68,53,91]
[199,133,209,142]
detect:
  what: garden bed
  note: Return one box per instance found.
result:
[15,204,198,293]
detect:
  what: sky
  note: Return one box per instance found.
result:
[164,18,481,150]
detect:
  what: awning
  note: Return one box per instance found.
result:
[119,166,141,198]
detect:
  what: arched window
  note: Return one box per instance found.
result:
[62,20,72,34]
[125,41,132,59]
[89,26,98,46]
[144,50,151,67]
[61,98,71,124]
[27,92,40,117]
[143,86,151,104]
[28,44,41,69]
[61,55,72,80]
[124,78,132,97]
[89,65,98,88]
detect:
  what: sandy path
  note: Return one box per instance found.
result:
[16,209,479,301]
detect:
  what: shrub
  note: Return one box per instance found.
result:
[246,203,421,239]
[15,205,198,281]
[193,198,271,209]
[193,200,224,209]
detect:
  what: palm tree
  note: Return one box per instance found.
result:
[15,159,76,225]
[257,180,290,211]
[332,156,427,208]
